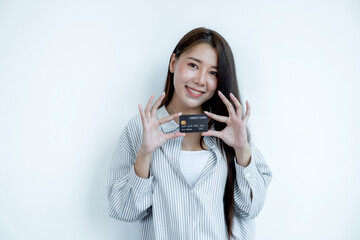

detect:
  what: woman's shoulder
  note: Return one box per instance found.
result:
[124,112,142,132]
[117,113,143,149]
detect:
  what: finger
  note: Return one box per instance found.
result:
[138,104,146,125]
[151,92,166,118]
[230,93,243,116]
[204,111,227,123]
[158,112,182,125]
[243,100,251,122]
[165,131,186,141]
[218,91,236,116]
[145,94,155,118]
[145,94,155,116]
[201,130,223,139]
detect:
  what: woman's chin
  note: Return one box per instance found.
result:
[181,100,205,110]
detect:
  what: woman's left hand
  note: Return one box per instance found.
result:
[201,91,250,151]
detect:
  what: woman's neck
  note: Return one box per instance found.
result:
[166,98,203,121]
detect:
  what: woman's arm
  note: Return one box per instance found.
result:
[201,92,272,219]
[106,118,153,222]
[233,138,272,220]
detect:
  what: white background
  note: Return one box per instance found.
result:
[1,0,359,239]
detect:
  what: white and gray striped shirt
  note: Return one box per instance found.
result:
[106,105,272,240]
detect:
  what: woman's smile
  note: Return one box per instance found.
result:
[185,86,205,97]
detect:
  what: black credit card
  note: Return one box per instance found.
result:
[179,114,208,133]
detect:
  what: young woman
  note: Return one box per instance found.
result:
[107,27,272,240]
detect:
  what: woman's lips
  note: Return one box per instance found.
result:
[186,86,204,97]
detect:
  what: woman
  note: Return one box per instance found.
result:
[107,27,272,240]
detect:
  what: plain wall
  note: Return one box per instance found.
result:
[1,0,359,239]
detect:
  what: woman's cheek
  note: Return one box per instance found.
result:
[208,78,218,92]
[178,65,194,80]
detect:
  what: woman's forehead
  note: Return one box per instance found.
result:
[182,43,218,65]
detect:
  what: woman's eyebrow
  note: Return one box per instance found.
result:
[187,57,218,69]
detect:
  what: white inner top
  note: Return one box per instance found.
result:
[179,149,211,187]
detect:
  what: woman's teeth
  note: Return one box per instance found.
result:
[187,87,202,95]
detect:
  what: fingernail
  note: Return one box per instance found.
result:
[178,112,182,115]
[204,111,209,114]
[218,90,223,95]
[161,92,165,95]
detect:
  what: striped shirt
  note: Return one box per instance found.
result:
[106,105,272,240]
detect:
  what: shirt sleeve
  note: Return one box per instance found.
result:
[106,116,153,222]
[233,133,272,220]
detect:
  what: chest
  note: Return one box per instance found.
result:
[150,137,228,193]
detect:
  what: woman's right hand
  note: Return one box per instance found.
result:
[138,92,185,155]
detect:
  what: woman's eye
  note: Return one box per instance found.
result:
[189,63,197,69]
[210,71,218,76]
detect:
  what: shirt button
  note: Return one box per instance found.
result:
[193,221,197,226]
[246,172,251,179]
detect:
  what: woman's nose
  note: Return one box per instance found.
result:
[194,71,206,85]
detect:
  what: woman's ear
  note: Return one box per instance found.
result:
[169,53,176,73]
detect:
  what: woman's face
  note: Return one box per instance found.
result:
[169,43,218,110]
